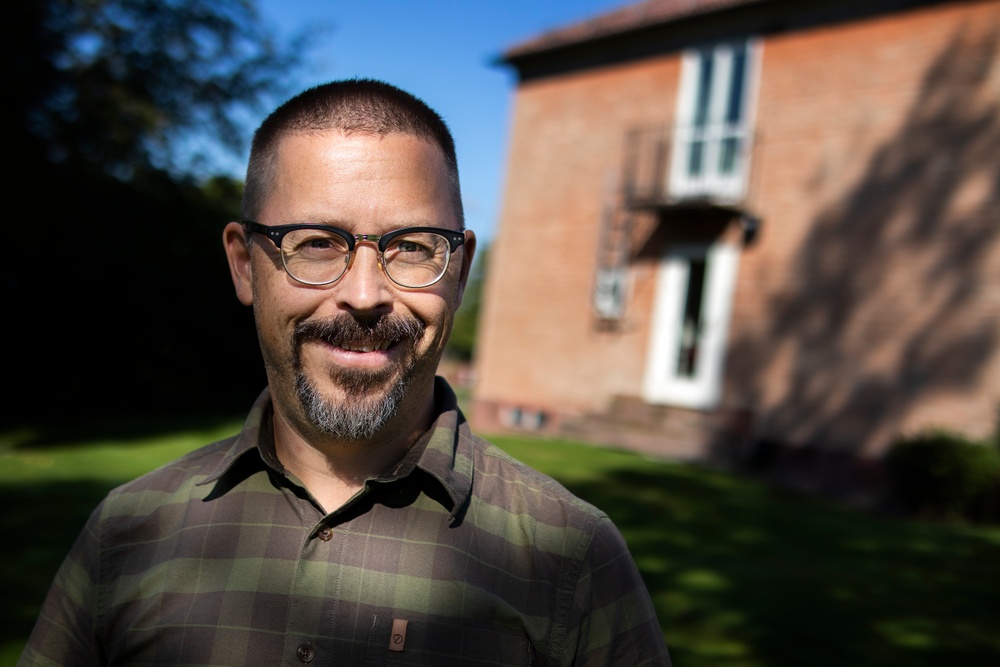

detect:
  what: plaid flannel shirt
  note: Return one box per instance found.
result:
[21,379,669,666]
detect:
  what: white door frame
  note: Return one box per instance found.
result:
[643,243,740,409]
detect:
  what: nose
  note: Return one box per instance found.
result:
[333,241,392,313]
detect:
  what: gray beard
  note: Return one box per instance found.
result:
[295,366,411,440]
[291,313,425,440]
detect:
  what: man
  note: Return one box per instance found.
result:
[21,80,670,666]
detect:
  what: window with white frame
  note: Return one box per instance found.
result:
[669,39,759,202]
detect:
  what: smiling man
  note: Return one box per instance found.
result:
[228,124,472,513]
[21,80,670,666]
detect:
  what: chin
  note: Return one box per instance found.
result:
[295,367,411,441]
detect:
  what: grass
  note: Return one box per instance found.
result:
[3,424,999,666]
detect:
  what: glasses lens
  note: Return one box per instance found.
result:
[281,228,351,285]
[383,232,451,288]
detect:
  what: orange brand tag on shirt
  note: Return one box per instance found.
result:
[389,618,408,652]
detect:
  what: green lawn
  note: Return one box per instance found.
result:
[3,424,998,666]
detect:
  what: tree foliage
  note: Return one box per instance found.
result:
[447,244,489,362]
[4,0,304,421]
[9,0,303,177]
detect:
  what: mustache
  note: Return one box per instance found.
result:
[293,313,425,348]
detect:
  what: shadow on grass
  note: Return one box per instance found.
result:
[560,462,1000,667]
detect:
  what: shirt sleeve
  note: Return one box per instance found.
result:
[562,515,672,666]
[19,502,106,667]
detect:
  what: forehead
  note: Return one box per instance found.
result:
[261,130,457,232]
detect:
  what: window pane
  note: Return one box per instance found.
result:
[676,258,707,377]
[725,43,747,124]
[719,137,740,174]
[693,50,714,128]
[687,140,705,176]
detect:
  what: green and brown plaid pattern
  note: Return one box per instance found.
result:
[21,379,669,666]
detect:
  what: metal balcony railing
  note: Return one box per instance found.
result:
[622,124,758,209]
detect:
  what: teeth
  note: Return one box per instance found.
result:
[337,340,394,352]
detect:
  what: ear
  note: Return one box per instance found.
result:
[455,229,477,304]
[223,222,254,306]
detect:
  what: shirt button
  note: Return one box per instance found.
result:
[296,641,315,663]
[318,526,333,542]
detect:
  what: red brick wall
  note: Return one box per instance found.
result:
[476,59,682,417]
[731,0,1000,453]
[475,0,1000,455]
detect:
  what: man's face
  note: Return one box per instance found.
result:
[225,130,474,442]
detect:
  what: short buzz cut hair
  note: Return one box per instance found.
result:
[241,78,464,228]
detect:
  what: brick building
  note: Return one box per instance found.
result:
[473,0,1000,473]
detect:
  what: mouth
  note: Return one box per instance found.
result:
[334,338,396,353]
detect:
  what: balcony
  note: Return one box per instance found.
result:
[621,124,758,211]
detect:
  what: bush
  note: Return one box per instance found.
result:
[886,430,1000,522]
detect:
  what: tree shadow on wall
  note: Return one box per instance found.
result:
[726,24,1000,472]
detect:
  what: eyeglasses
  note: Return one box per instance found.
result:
[243,221,466,289]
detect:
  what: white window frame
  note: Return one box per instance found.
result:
[643,243,740,409]
[669,39,761,202]
[593,267,627,320]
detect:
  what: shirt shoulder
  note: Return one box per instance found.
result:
[102,435,242,506]
[456,432,671,665]
[18,434,251,667]
[464,431,607,522]
[88,434,263,556]
[456,429,613,580]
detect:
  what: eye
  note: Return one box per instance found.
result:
[285,230,349,259]
[397,240,427,253]
[386,236,437,263]
[306,237,336,250]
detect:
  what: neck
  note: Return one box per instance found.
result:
[271,392,436,513]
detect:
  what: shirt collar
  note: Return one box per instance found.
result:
[389,377,474,520]
[199,378,474,520]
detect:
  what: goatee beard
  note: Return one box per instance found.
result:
[291,314,425,440]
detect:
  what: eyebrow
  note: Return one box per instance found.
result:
[291,218,447,232]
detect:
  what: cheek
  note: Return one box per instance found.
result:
[415,297,457,348]
[251,260,316,324]
[409,289,452,322]
[250,284,309,361]
[252,301,291,367]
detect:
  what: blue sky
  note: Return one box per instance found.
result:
[250,0,635,242]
